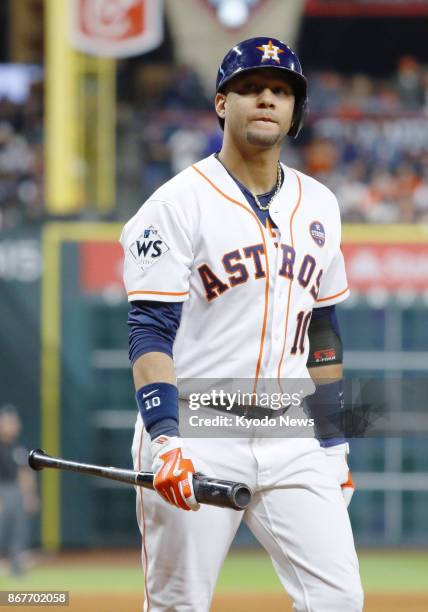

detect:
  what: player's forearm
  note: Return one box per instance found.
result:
[128,300,183,438]
[132,351,176,389]
[133,351,180,440]
[308,363,343,384]
[306,311,345,446]
[306,364,346,447]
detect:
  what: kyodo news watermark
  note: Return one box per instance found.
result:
[175,378,428,439]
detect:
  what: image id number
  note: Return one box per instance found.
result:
[0,591,69,606]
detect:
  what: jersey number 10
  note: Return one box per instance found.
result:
[290,311,312,355]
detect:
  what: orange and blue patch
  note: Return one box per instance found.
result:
[310,221,325,247]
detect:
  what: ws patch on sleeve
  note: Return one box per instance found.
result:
[128,226,170,271]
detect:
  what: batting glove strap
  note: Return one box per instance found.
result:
[151,436,199,512]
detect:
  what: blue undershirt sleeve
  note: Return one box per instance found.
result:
[128,300,183,365]
[310,305,340,337]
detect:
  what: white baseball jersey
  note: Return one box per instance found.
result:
[125,155,363,612]
[120,155,349,387]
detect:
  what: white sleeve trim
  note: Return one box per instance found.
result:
[127,290,189,303]
[315,286,350,307]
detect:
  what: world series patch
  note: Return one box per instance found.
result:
[310,221,325,247]
[129,225,169,271]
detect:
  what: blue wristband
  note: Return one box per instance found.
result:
[319,436,347,448]
[305,379,346,447]
[135,382,179,439]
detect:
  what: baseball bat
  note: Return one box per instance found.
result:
[28,449,252,511]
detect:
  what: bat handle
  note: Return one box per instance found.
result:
[28,448,48,470]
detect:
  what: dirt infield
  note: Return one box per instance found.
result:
[66,593,428,611]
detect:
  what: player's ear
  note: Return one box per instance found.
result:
[214,92,226,121]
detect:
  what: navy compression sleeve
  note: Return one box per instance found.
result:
[307,305,343,368]
[128,300,183,364]
[310,305,340,336]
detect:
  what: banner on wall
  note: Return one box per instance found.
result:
[69,0,163,58]
[79,238,428,296]
[305,0,428,17]
[342,243,428,293]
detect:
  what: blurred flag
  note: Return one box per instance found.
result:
[69,0,163,57]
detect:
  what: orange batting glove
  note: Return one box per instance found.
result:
[151,436,200,511]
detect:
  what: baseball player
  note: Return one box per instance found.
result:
[121,37,363,611]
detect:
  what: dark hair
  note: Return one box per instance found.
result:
[0,404,19,418]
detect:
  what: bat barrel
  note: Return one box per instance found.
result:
[230,483,252,509]
[192,474,252,510]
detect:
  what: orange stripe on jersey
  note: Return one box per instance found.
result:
[276,171,302,382]
[136,424,150,611]
[128,290,189,297]
[192,164,269,393]
[266,218,275,238]
[316,286,349,303]
[266,218,278,247]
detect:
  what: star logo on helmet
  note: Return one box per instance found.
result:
[256,40,284,63]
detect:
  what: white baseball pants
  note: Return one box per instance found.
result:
[132,414,364,612]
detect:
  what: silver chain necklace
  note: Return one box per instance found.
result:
[251,162,282,211]
[215,154,282,212]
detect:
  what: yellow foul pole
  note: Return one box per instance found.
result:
[96,56,116,213]
[45,0,85,213]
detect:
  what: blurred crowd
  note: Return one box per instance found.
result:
[303,56,428,223]
[0,82,44,231]
[2,56,428,229]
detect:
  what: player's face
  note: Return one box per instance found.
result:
[216,69,295,149]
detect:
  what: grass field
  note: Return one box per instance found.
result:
[1,550,427,610]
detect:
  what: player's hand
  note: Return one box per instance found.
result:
[23,493,40,514]
[322,442,355,508]
[151,435,200,511]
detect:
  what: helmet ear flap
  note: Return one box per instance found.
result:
[288,97,308,139]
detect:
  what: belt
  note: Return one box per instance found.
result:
[207,402,290,420]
